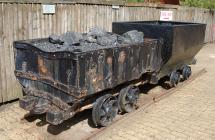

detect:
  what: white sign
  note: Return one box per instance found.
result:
[42,4,55,14]
[160,11,173,21]
[112,5,120,10]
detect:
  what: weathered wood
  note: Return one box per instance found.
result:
[3,3,13,102]
[0,0,125,5]
[8,3,15,100]
[0,3,3,102]
[125,2,178,9]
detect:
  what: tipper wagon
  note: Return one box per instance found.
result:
[14,21,206,127]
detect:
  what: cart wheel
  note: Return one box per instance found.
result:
[170,71,180,87]
[92,94,118,127]
[118,85,140,113]
[182,66,191,80]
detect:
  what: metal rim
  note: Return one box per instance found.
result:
[118,86,140,113]
[182,66,191,80]
[92,94,118,127]
[170,71,180,87]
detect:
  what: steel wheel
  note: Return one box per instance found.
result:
[92,94,118,127]
[170,71,180,87]
[118,85,140,113]
[182,66,191,80]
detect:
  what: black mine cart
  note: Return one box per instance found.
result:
[113,21,206,79]
[14,21,206,127]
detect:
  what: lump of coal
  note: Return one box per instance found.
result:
[97,34,117,46]
[82,34,97,43]
[49,35,63,45]
[45,28,144,53]
[80,42,102,50]
[88,27,107,37]
[122,30,144,44]
[60,32,83,46]
[117,36,132,44]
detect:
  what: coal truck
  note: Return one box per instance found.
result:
[14,21,206,127]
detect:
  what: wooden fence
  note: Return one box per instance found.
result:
[0,0,214,103]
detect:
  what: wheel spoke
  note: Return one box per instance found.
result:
[118,86,140,113]
[99,109,106,117]
[123,99,130,104]
[109,100,117,107]
[102,101,110,113]
[100,116,108,125]
[92,95,119,127]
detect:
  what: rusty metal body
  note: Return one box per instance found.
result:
[14,38,162,124]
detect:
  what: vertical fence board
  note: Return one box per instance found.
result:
[0,3,3,102]
[8,3,15,99]
[13,4,22,98]
[37,4,41,38]
[22,4,28,39]
[2,3,11,102]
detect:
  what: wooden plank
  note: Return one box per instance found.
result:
[67,4,72,31]
[0,3,3,103]
[56,4,62,34]
[44,11,48,37]
[37,4,42,37]
[21,4,28,39]
[41,4,45,37]
[2,3,8,102]
[83,4,87,32]
[9,3,15,100]
[32,4,37,38]
[110,6,113,30]
[82,4,87,32]
[90,5,96,30]
[59,4,64,34]
[86,5,90,31]
[76,4,81,32]
[2,3,11,102]
[63,4,67,33]
[80,4,84,32]
[17,3,22,40]
[52,3,57,34]
[0,0,125,5]
[13,3,18,41]
[71,4,76,31]
[125,2,178,9]
[28,3,33,39]
[13,3,22,99]
[48,13,52,35]
[7,3,16,100]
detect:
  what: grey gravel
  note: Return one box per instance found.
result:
[97,34,118,46]
[49,35,63,45]
[60,32,83,46]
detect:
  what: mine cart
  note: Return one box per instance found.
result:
[113,21,206,85]
[14,21,206,127]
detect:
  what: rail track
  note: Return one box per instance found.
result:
[86,68,207,140]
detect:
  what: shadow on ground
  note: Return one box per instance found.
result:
[22,77,172,135]
[23,108,95,135]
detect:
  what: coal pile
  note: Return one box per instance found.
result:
[31,27,144,53]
